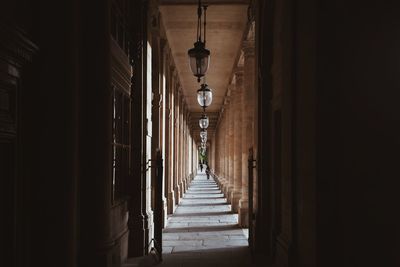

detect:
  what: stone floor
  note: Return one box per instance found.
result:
[124,172,254,267]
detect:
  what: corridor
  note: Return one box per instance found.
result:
[162,172,251,266]
[125,172,252,267]
[3,0,399,266]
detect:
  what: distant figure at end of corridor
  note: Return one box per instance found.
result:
[205,165,210,179]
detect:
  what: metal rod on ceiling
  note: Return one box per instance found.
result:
[203,5,208,44]
[197,0,202,42]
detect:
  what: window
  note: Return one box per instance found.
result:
[112,87,130,201]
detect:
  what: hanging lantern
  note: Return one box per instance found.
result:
[188,42,210,82]
[188,1,210,82]
[197,84,213,108]
[200,129,207,139]
[199,114,209,129]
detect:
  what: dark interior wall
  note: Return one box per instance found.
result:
[2,0,126,266]
[293,0,317,266]
[18,0,80,266]
[316,1,400,266]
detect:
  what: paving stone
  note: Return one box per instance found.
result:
[157,173,252,266]
[164,240,203,247]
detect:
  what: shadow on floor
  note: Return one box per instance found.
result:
[124,246,254,267]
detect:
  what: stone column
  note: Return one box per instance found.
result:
[182,106,187,193]
[217,117,222,185]
[231,69,244,212]
[151,25,161,221]
[217,119,224,184]
[187,131,191,185]
[214,130,219,177]
[223,108,230,196]
[174,85,180,204]
[193,137,197,178]
[187,119,191,187]
[211,138,216,173]
[239,40,255,227]
[224,99,230,196]
[227,89,235,203]
[167,67,175,214]
[159,38,168,226]
[179,95,184,198]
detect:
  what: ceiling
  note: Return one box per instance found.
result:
[159,1,248,142]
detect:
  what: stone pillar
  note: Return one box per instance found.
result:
[159,38,168,225]
[187,119,191,187]
[223,108,230,196]
[218,121,223,182]
[231,69,244,212]
[210,139,215,175]
[193,137,197,178]
[167,67,175,214]
[182,106,187,193]
[227,90,235,203]
[239,40,255,227]
[187,132,191,185]
[224,106,230,198]
[173,85,180,204]
[214,131,219,177]
[151,25,161,222]
[179,95,184,198]
[217,119,224,184]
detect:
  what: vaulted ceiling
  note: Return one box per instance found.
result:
[159,0,249,142]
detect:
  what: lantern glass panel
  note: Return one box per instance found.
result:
[200,130,207,139]
[199,115,209,129]
[197,86,213,107]
[188,42,210,78]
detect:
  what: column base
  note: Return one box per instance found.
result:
[238,199,249,227]
[227,186,234,203]
[230,191,242,213]
[182,179,187,194]
[214,176,221,187]
[144,209,153,254]
[179,182,184,198]
[217,177,224,188]
[162,197,168,228]
[174,186,181,205]
[128,214,146,257]
[167,191,175,214]
[222,183,230,200]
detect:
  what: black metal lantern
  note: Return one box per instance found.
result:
[199,114,209,129]
[197,84,213,108]
[188,42,210,83]
[188,1,210,82]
